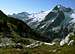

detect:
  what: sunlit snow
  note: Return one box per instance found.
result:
[70,13,75,23]
[28,9,52,22]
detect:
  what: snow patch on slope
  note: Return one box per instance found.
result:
[70,13,75,23]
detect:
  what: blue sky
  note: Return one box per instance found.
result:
[0,0,75,15]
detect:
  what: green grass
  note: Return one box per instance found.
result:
[0,43,75,54]
[0,48,23,54]
[22,44,75,54]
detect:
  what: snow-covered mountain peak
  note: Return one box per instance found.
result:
[53,5,72,13]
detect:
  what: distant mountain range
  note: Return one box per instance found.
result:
[9,5,75,41]
[8,12,30,21]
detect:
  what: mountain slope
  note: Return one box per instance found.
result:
[0,10,41,46]
[1,10,54,44]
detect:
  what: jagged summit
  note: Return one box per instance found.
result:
[53,5,72,12]
[53,5,64,10]
[57,4,62,8]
